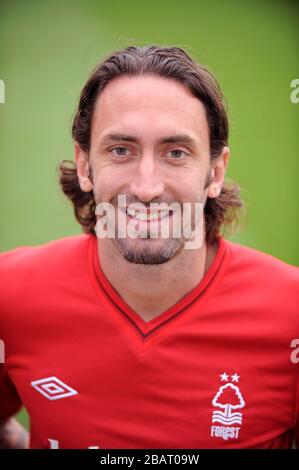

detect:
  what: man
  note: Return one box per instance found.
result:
[0,45,298,449]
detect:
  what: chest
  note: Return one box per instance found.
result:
[8,320,295,449]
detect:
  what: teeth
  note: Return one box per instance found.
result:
[126,208,138,218]
[126,209,171,221]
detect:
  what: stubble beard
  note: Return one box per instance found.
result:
[111,169,212,265]
[94,167,213,266]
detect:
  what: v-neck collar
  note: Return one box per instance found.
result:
[88,233,231,348]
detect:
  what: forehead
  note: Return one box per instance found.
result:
[91,75,209,146]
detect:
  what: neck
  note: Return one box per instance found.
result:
[97,237,218,322]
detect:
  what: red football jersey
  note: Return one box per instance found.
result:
[0,233,298,448]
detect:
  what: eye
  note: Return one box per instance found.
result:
[167,149,188,160]
[111,147,130,158]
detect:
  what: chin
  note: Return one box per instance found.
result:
[114,237,184,265]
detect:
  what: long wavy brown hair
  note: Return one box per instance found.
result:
[59,45,244,244]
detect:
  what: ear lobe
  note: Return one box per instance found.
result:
[207,180,219,199]
[74,142,94,193]
[207,147,230,199]
[206,168,217,197]
[207,166,223,198]
[79,172,93,193]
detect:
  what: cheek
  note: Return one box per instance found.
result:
[92,164,131,203]
[174,170,208,203]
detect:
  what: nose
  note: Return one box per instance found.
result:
[129,154,165,202]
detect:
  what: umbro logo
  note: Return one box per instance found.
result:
[31,376,78,400]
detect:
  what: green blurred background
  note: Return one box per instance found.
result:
[0,0,298,431]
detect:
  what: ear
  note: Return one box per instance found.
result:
[207,146,230,199]
[74,142,93,192]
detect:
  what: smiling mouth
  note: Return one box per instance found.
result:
[124,208,174,222]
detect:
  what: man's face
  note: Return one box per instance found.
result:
[76,75,227,264]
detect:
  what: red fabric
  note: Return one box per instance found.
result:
[0,233,298,448]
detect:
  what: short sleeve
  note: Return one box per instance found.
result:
[0,365,22,422]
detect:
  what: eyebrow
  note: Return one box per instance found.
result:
[100,133,198,150]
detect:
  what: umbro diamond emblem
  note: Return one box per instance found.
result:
[31,376,78,400]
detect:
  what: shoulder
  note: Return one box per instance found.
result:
[224,238,299,280]
[220,240,299,341]
[0,233,92,291]
[223,238,299,305]
[0,234,93,355]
